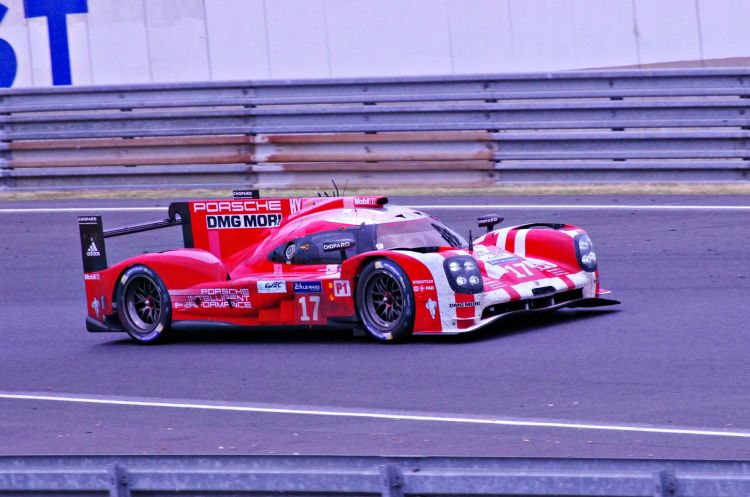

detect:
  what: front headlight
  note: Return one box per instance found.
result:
[575,233,598,272]
[443,256,483,294]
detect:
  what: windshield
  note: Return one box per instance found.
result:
[375,218,467,250]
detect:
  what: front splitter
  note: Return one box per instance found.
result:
[415,297,621,335]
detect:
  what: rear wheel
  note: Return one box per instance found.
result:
[356,259,415,343]
[117,265,171,344]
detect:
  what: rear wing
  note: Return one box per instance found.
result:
[78,202,191,273]
[78,193,389,273]
[78,195,294,273]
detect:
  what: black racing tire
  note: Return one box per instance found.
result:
[355,259,415,343]
[116,265,172,344]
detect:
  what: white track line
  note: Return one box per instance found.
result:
[1,392,749,439]
[0,207,167,213]
[414,204,750,210]
[1,204,750,214]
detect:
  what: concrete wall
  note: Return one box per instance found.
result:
[0,0,748,88]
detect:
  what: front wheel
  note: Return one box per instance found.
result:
[356,259,415,343]
[117,265,172,344]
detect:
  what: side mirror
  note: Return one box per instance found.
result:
[322,238,357,260]
[477,214,503,233]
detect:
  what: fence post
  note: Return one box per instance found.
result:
[654,470,679,497]
[380,464,404,497]
[109,464,132,497]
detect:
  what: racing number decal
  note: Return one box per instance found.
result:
[506,262,534,278]
[297,296,321,323]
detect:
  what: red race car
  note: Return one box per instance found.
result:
[78,192,618,344]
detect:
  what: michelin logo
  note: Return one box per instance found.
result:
[91,296,105,319]
[257,280,286,294]
[425,298,437,319]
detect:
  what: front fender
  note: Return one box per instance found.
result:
[477,224,584,273]
[341,250,456,333]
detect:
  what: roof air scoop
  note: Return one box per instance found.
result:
[352,196,388,208]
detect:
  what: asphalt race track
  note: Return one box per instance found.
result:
[1,195,749,458]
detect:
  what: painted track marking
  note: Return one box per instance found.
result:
[1,204,750,214]
[1,392,749,439]
[0,207,167,213]
[415,204,750,210]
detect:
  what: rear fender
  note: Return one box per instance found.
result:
[97,249,227,317]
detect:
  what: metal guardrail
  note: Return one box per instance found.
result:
[1,456,750,497]
[1,67,750,188]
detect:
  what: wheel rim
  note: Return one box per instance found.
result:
[364,271,404,332]
[124,275,162,334]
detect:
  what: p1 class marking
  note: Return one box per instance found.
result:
[0,392,749,439]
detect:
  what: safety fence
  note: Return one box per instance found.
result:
[2,456,750,497]
[1,67,750,189]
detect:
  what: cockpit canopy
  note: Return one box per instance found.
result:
[269,215,467,265]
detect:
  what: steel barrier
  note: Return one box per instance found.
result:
[1,456,750,497]
[1,67,750,188]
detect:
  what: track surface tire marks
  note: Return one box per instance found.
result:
[0,195,749,457]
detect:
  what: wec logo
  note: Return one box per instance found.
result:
[257,280,286,294]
